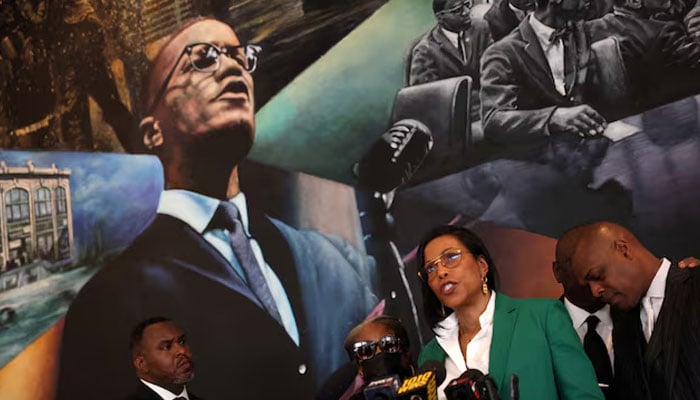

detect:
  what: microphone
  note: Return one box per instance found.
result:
[394,360,447,400]
[364,375,401,400]
[354,119,433,193]
[418,359,447,388]
[509,374,519,400]
[444,369,501,400]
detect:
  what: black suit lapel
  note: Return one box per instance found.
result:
[518,18,569,104]
[432,26,464,65]
[137,215,263,309]
[248,210,308,350]
[127,382,164,400]
[645,263,689,400]
[611,305,651,400]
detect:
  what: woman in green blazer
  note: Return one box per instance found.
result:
[416,225,603,400]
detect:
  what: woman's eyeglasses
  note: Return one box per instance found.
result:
[351,334,402,361]
[418,249,463,281]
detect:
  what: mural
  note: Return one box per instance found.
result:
[0,0,699,398]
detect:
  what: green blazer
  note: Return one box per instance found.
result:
[418,293,604,400]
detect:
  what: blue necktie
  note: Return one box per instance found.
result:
[209,201,283,326]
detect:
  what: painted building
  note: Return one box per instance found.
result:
[0,161,74,274]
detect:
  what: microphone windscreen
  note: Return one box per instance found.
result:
[355,119,433,193]
[418,359,447,386]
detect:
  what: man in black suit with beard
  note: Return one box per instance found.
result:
[570,221,700,400]
[128,317,203,400]
[56,18,378,400]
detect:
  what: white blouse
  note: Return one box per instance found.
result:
[433,292,496,400]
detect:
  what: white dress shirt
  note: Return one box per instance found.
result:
[141,379,189,400]
[157,189,300,345]
[433,292,497,400]
[441,27,460,50]
[528,14,566,95]
[564,298,615,367]
[640,258,670,342]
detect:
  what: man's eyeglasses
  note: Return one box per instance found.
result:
[418,249,463,281]
[147,42,262,115]
[437,0,473,15]
[351,334,402,361]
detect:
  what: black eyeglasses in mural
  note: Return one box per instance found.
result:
[147,42,262,115]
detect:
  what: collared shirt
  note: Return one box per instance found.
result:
[440,27,462,53]
[640,258,670,342]
[564,298,615,368]
[433,292,497,400]
[140,379,189,400]
[157,189,300,346]
[528,14,566,96]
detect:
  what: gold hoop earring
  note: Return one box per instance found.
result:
[482,276,489,295]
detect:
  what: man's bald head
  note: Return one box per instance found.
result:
[569,221,660,310]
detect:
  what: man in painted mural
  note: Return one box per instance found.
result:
[408,0,493,121]
[568,221,700,400]
[586,0,700,113]
[56,18,378,400]
[128,317,203,400]
[480,0,607,143]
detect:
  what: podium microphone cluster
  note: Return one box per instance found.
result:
[363,360,446,400]
[444,369,520,400]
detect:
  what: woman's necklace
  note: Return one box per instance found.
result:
[459,326,478,343]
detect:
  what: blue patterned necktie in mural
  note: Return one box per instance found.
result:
[210,201,283,326]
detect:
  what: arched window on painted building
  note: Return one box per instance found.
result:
[5,188,32,266]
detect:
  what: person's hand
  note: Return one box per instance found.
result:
[685,5,700,42]
[679,257,700,268]
[549,105,607,138]
[666,33,700,67]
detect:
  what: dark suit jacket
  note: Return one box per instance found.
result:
[480,17,603,144]
[484,0,522,42]
[126,382,203,400]
[56,211,378,400]
[612,264,700,400]
[408,21,493,120]
[586,12,700,113]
